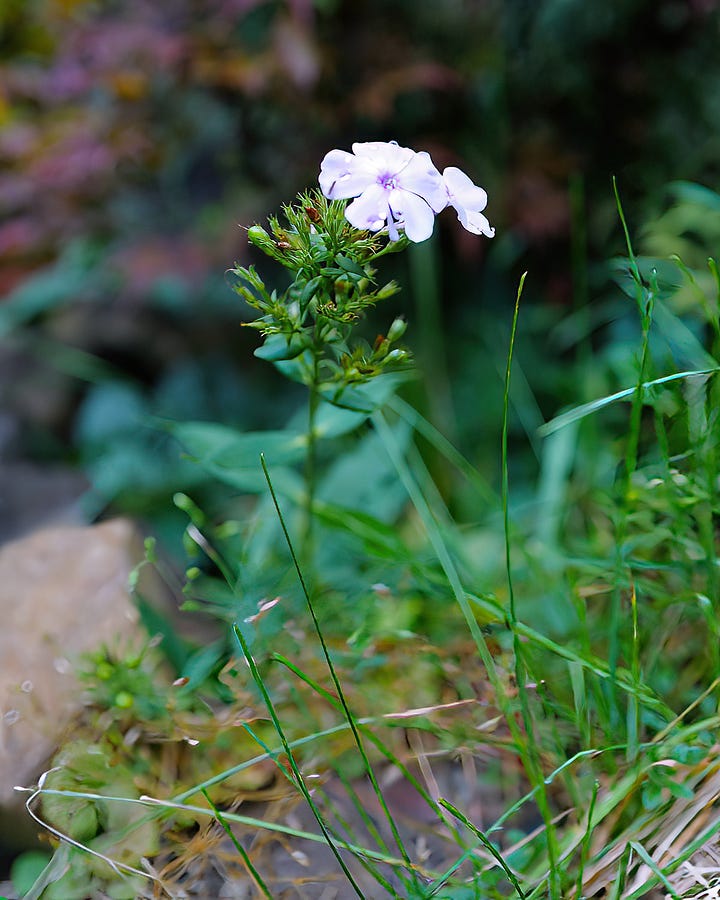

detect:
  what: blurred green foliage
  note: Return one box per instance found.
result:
[1,0,719,524]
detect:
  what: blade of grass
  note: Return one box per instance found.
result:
[200,788,273,899]
[627,583,641,763]
[629,841,681,899]
[467,592,673,717]
[606,183,656,732]
[610,843,632,900]
[501,274,561,896]
[259,453,417,881]
[539,366,720,436]
[438,798,526,900]
[232,622,366,897]
[388,394,497,506]
[316,776,405,898]
[371,410,518,732]
[623,801,720,898]
[25,788,438,875]
[377,275,568,895]
[424,845,482,897]
[575,779,599,898]
[272,653,466,844]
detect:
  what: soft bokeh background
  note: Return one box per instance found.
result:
[2,0,719,541]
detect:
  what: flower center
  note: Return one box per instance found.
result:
[378,173,398,191]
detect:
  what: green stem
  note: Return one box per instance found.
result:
[608,180,654,729]
[502,275,561,896]
[304,343,321,559]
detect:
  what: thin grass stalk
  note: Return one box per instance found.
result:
[653,676,720,744]
[608,180,655,731]
[231,622,366,897]
[200,788,273,899]
[628,841,680,899]
[575,779,599,898]
[622,800,720,898]
[317,778,406,898]
[685,361,720,680]
[485,742,638,866]
[627,584,641,763]
[502,274,561,893]
[259,453,418,880]
[709,256,720,344]
[540,366,720,435]
[468,592,672,717]
[239,720,296,787]
[424,847,479,897]
[438,798,526,900]
[272,653,466,844]
[388,394,497,505]
[330,769,395,862]
[610,843,632,900]
[371,410,520,736]
[29,787,440,875]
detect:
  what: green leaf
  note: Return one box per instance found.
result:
[165,421,307,494]
[541,366,720,435]
[318,420,410,521]
[319,372,410,414]
[180,639,228,687]
[168,422,306,468]
[10,851,52,898]
[334,253,367,277]
[74,382,147,446]
[254,333,308,361]
[313,401,369,438]
[668,180,720,211]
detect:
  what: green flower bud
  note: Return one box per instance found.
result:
[247,225,276,253]
[376,280,400,300]
[96,662,114,681]
[114,691,134,709]
[386,316,407,343]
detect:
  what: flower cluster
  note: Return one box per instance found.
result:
[319,140,494,244]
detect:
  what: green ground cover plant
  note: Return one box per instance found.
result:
[13,150,720,898]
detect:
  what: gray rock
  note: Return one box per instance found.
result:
[0,519,164,850]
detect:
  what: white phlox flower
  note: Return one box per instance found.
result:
[319,140,494,243]
[319,141,447,243]
[442,166,495,238]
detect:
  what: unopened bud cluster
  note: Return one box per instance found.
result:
[232,190,413,400]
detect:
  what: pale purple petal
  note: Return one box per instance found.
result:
[456,207,495,237]
[388,189,435,243]
[443,166,488,212]
[386,209,402,241]
[319,149,375,199]
[344,184,389,232]
[352,140,415,172]
[399,151,447,212]
[442,166,494,237]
